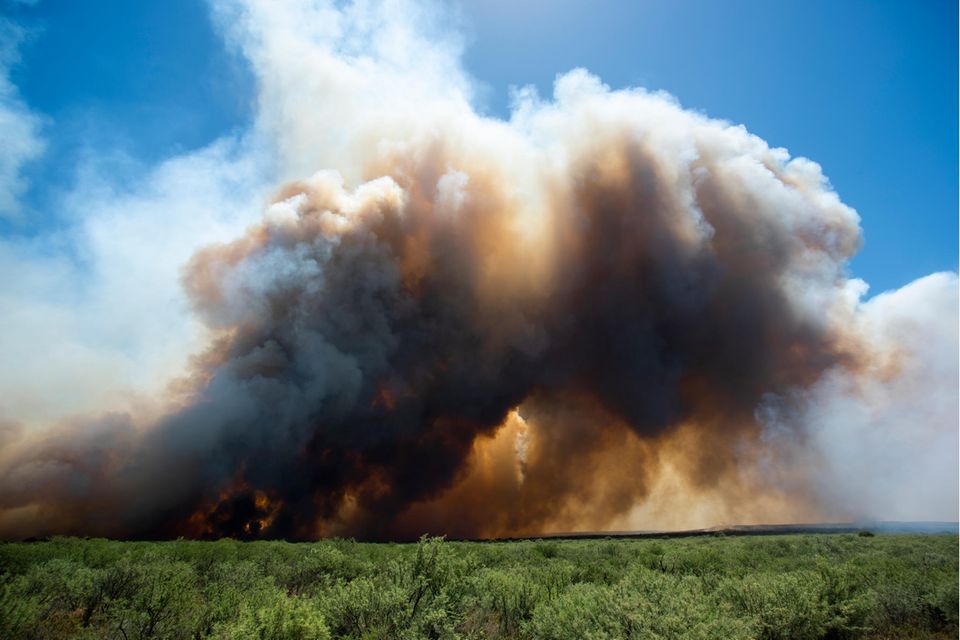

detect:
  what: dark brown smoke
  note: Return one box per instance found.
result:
[0,83,877,540]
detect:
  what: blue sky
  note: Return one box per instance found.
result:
[3,0,957,293]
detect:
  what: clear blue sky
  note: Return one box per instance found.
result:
[4,0,957,294]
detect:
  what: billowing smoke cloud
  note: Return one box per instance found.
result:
[760,273,959,522]
[0,0,955,540]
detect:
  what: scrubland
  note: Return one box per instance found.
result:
[1,533,956,639]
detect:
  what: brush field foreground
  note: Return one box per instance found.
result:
[1,533,956,639]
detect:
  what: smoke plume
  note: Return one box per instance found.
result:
[0,0,955,540]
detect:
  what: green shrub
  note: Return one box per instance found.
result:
[472,568,547,637]
[282,545,353,595]
[215,589,330,640]
[723,570,832,640]
[109,559,199,639]
[0,576,43,640]
[320,576,409,639]
[525,568,752,640]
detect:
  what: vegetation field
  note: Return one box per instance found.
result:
[1,533,956,639]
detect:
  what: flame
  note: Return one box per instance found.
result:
[372,385,397,410]
[183,483,282,539]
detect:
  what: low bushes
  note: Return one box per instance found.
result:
[0,534,955,639]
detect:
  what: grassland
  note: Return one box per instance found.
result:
[1,533,956,639]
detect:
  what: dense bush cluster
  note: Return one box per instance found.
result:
[0,534,955,639]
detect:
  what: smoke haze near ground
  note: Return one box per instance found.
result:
[0,0,955,540]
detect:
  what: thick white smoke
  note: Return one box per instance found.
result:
[763,273,958,521]
[0,140,270,426]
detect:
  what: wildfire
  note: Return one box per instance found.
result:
[184,484,282,539]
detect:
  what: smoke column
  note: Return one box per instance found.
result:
[0,0,955,540]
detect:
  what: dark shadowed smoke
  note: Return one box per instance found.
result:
[0,98,865,540]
